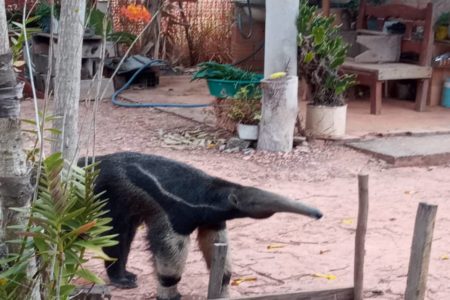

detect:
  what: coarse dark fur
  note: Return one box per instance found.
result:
[79,152,322,300]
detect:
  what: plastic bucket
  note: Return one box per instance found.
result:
[441,78,450,108]
[206,78,261,99]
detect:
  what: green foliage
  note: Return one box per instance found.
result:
[35,1,61,32]
[107,32,138,46]
[86,8,137,46]
[297,0,355,106]
[435,12,450,28]
[227,86,262,125]
[192,61,263,82]
[86,8,112,37]
[35,1,61,20]
[0,153,117,300]
[8,16,41,63]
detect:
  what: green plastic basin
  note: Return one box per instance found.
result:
[206,78,262,99]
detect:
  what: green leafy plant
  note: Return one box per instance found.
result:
[297,0,355,106]
[192,61,263,82]
[86,7,137,46]
[227,86,262,125]
[435,12,450,28]
[0,153,117,300]
[35,1,61,32]
[9,16,41,63]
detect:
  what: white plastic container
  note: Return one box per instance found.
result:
[306,104,347,138]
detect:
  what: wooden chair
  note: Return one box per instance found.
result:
[341,1,433,115]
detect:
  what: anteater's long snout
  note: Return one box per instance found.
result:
[265,193,323,219]
[235,187,323,220]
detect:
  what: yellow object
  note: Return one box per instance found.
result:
[436,26,448,41]
[342,218,353,225]
[270,72,287,79]
[231,276,257,286]
[267,243,286,250]
[313,273,337,280]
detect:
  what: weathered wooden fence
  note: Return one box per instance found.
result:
[207,175,438,300]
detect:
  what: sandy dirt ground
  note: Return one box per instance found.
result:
[20,98,450,300]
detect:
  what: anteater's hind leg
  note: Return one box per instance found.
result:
[197,223,232,298]
[148,220,190,300]
[104,216,140,289]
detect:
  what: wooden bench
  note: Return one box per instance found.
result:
[341,1,433,115]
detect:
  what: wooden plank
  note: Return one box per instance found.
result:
[356,29,389,36]
[342,61,431,81]
[212,287,354,300]
[322,0,330,17]
[208,243,228,299]
[401,40,422,55]
[377,65,432,81]
[370,81,382,115]
[405,203,438,300]
[356,0,367,30]
[365,4,427,21]
[415,79,429,112]
[419,3,434,67]
[354,174,369,300]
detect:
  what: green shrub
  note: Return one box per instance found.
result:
[297,0,355,106]
[227,86,262,125]
[0,153,117,300]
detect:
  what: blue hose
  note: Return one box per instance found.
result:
[111,60,212,108]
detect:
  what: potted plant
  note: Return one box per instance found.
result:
[227,86,262,140]
[435,12,450,41]
[192,61,263,99]
[297,0,355,138]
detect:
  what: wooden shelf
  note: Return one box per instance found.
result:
[435,40,450,45]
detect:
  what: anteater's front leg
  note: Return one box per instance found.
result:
[148,220,190,300]
[197,223,232,298]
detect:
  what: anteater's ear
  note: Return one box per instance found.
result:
[228,192,239,206]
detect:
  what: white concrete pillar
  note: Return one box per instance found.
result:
[264,0,299,77]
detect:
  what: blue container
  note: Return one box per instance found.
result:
[441,77,450,108]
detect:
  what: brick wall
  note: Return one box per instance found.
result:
[5,0,36,11]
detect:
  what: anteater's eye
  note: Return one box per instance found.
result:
[229,194,239,205]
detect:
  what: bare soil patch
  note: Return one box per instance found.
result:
[20,98,450,300]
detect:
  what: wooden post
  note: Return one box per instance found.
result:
[322,0,330,17]
[354,174,369,300]
[257,76,298,153]
[405,203,438,300]
[207,243,228,300]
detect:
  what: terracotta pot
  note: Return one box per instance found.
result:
[306,104,347,138]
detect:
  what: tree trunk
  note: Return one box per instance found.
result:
[257,76,298,152]
[51,0,86,161]
[0,2,40,298]
[0,0,30,260]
